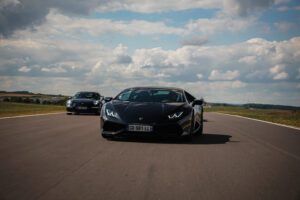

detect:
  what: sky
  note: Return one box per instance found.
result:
[0,0,300,106]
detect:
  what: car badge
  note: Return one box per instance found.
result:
[138,117,143,121]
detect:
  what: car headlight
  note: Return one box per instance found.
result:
[66,100,72,107]
[168,111,183,119]
[93,100,99,106]
[106,108,119,118]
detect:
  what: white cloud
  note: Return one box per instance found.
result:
[186,16,256,35]
[274,22,293,32]
[197,74,203,79]
[96,0,221,13]
[156,73,170,78]
[18,66,31,72]
[0,0,287,37]
[0,0,19,8]
[0,36,109,79]
[270,64,285,74]
[113,44,129,56]
[208,70,239,80]
[238,56,257,65]
[45,11,186,37]
[1,33,300,105]
[270,64,289,80]
[273,72,288,80]
[221,0,281,17]
[151,37,160,42]
[277,6,300,11]
[179,36,208,46]
[2,35,300,84]
[231,80,247,88]
[9,9,258,41]
[97,0,282,17]
[277,6,290,11]
[41,67,67,73]
[31,10,257,38]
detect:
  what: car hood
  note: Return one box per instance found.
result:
[111,100,189,123]
[72,98,95,103]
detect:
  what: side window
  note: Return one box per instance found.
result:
[117,91,131,101]
[184,91,195,103]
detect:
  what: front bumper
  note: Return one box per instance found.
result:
[101,116,192,138]
[66,106,100,113]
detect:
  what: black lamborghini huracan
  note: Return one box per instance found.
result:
[100,87,203,139]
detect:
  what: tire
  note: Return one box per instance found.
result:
[186,113,194,140]
[66,112,72,115]
[197,113,203,135]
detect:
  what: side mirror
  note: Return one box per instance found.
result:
[104,97,113,102]
[192,99,203,106]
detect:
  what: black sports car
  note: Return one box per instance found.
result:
[100,87,203,139]
[66,91,102,115]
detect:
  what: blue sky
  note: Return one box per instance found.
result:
[0,0,300,106]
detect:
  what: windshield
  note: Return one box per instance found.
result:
[74,92,99,99]
[115,89,185,103]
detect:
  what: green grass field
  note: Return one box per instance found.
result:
[0,102,65,118]
[204,105,300,128]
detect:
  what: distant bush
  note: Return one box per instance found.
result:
[23,98,31,103]
[3,97,10,102]
[244,103,300,111]
[1,95,68,105]
[56,97,69,105]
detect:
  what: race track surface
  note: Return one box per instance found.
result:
[0,112,299,200]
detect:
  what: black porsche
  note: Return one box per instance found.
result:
[100,87,203,139]
[66,91,102,115]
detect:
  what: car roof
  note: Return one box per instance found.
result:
[125,86,185,92]
[76,91,100,94]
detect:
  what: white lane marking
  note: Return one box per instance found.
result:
[212,112,300,131]
[0,112,66,120]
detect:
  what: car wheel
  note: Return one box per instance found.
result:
[201,112,204,134]
[186,113,194,140]
[197,113,203,135]
[66,112,72,115]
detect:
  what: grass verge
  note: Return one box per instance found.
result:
[204,105,300,128]
[0,102,65,118]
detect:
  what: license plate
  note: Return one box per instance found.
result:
[127,124,153,132]
[77,106,87,110]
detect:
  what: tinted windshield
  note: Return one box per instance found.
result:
[115,89,185,103]
[74,92,99,99]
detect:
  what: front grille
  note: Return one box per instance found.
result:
[72,101,94,107]
[103,121,126,132]
[103,121,183,138]
[78,102,93,106]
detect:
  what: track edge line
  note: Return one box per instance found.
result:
[0,112,66,119]
[212,112,300,131]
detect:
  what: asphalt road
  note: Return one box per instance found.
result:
[0,112,299,200]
